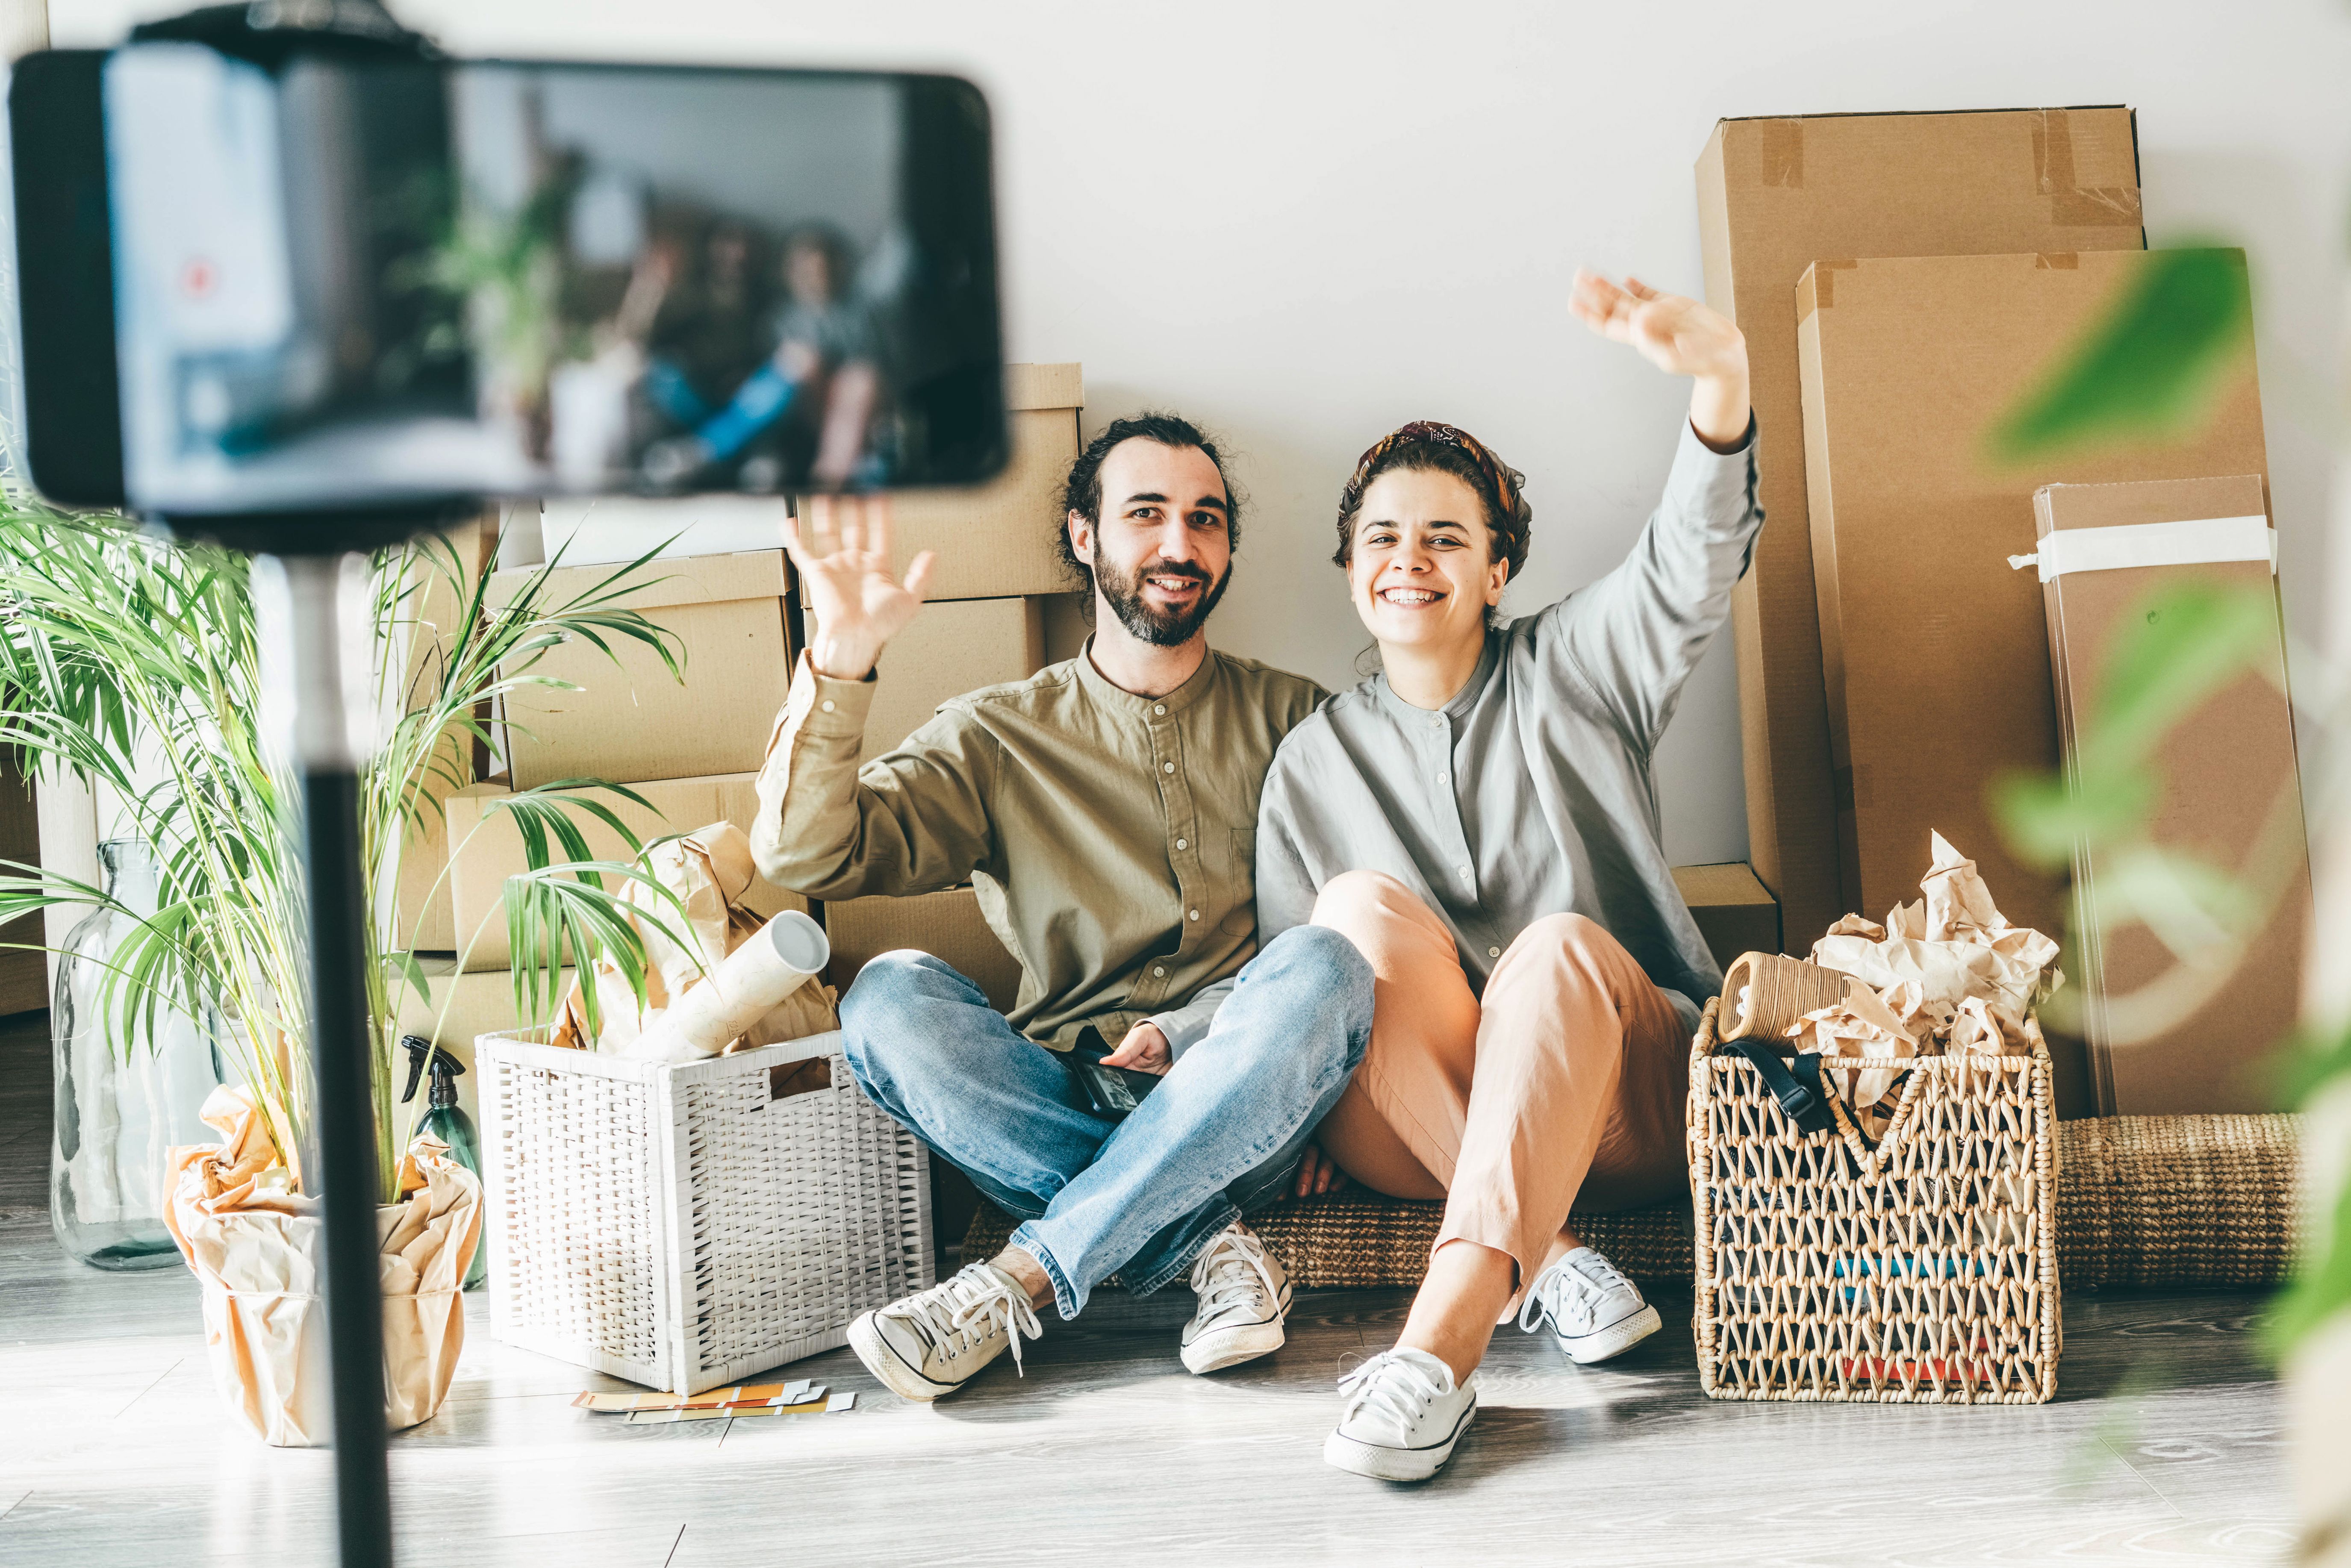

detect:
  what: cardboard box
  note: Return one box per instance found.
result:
[806,596,1048,757]
[822,885,1023,1015]
[445,773,805,972]
[1796,248,2269,950]
[0,758,44,1014]
[876,363,1086,602]
[391,958,575,1126]
[1695,108,2145,953]
[2034,474,2309,1113]
[490,550,793,788]
[1671,862,1782,971]
[391,516,495,952]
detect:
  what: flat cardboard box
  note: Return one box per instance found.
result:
[1797,249,2266,960]
[490,550,793,788]
[806,597,1048,757]
[391,958,575,1126]
[822,885,1023,1015]
[1694,108,2145,953]
[1671,862,1782,970]
[2034,474,2309,1113]
[875,363,1086,602]
[446,773,805,972]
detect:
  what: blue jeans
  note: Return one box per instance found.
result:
[841,925,1373,1318]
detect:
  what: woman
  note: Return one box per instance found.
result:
[1255,271,1759,1481]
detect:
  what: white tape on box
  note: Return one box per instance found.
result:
[2008,515,2274,582]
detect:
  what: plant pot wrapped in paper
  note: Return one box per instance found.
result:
[551,820,840,1054]
[162,1084,483,1446]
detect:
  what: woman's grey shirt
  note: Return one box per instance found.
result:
[1254,418,1763,1026]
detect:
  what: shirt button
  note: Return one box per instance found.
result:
[1437,772,1448,785]
[1175,838,1188,851]
[1163,761,1176,774]
[1154,704,1166,715]
[1153,966,1166,978]
[819,700,835,713]
[1458,865,1472,877]
[1488,945,1502,959]
[1188,909,1200,921]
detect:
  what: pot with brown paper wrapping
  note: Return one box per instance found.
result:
[551,821,839,1055]
[162,1085,483,1446]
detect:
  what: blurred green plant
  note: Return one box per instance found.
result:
[0,490,696,1203]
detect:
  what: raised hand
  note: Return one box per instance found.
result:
[784,494,935,680]
[1569,269,1751,449]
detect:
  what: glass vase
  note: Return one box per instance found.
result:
[50,838,224,1270]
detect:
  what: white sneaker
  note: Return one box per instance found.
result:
[1517,1245,1661,1364]
[846,1261,1042,1402]
[1180,1222,1293,1374]
[1324,1347,1477,1482]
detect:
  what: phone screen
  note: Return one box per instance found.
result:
[11,46,1005,516]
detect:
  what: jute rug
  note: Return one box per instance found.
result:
[960,1112,2302,1291]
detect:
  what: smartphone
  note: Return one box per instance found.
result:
[5,47,1005,519]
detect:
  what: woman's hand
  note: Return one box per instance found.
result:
[784,494,934,680]
[1569,270,1751,450]
[1293,1141,1349,1199]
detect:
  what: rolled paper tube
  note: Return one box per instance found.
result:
[628,910,831,1063]
[1717,951,1855,1044]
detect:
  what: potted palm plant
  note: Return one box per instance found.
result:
[0,485,695,1442]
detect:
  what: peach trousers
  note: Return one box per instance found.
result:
[1308,870,1692,1292]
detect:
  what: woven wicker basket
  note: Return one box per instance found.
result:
[1688,998,2061,1404]
[476,1028,932,1395]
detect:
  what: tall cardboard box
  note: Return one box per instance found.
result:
[806,597,1049,757]
[1695,108,2145,953]
[1796,249,2269,1009]
[1671,862,1781,973]
[445,773,805,971]
[822,886,1024,1015]
[2033,474,2310,1113]
[490,549,793,788]
[874,363,1086,602]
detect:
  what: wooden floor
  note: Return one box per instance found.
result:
[0,1012,2298,1567]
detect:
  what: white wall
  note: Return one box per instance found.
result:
[49,0,2351,866]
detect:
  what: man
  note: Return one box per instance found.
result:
[754,414,1371,1402]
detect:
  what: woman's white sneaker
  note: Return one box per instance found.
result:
[846,1261,1042,1402]
[1323,1347,1478,1482]
[1517,1245,1661,1364]
[1181,1222,1293,1373]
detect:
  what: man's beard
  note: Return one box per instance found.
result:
[1094,555,1232,647]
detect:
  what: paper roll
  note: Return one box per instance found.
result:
[1717,952,1855,1044]
[628,910,830,1063]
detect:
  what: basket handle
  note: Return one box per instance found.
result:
[1721,1038,1840,1136]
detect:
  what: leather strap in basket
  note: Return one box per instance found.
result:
[1717,951,1854,1043]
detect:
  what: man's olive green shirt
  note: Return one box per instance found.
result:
[751,642,1326,1056]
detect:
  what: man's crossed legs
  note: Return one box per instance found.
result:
[840,924,1372,1399]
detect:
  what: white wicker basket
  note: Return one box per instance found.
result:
[475,1028,932,1394]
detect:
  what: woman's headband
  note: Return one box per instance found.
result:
[1346,420,1530,566]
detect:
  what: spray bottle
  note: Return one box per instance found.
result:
[400,1035,486,1291]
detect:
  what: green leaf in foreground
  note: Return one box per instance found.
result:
[1986,247,2254,464]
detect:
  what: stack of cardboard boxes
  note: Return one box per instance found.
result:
[1694,108,2309,1115]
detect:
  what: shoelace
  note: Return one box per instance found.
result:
[900,1264,1044,1377]
[1516,1251,1634,1335]
[1337,1350,1451,1433]
[1189,1226,1281,1325]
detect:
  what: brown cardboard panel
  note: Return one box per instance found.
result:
[490,550,793,788]
[1040,593,1091,665]
[446,773,804,972]
[881,363,1086,601]
[1671,862,1781,971]
[1797,249,2268,958]
[806,597,1049,758]
[392,517,494,950]
[1694,107,2144,954]
[822,885,1023,1015]
[2035,474,2308,1113]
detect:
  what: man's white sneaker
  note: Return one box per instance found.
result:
[1324,1347,1477,1482]
[1517,1245,1661,1365]
[846,1261,1042,1402]
[1181,1222,1293,1374]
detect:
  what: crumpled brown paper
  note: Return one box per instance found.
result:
[1792,833,2064,1138]
[551,820,838,1054]
[162,1084,482,1447]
